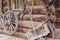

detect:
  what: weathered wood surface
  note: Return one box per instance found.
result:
[0,33,60,40]
[0,28,27,39]
[0,34,27,40]
[0,20,60,38]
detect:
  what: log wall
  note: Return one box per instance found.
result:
[0,0,60,39]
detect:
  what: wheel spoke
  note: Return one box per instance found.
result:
[11,24,15,30]
[5,26,8,30]
[9,26,11,33]
[4,20,7,25]
[10,26,13,33]
[10,20,16,25]
[11,22,15,24]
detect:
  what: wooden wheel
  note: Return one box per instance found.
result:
[3,11,18,35]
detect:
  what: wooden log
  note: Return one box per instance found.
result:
[0,29,27,39]
[17,27,32,33]
[18,14,47,23]
[0,26,3,29]
[22,21,44,27]
[22,28,31,33]
[55,22,60,29]
[56,8,60,10]
[56,18,60,22]
[12,6,48,15]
